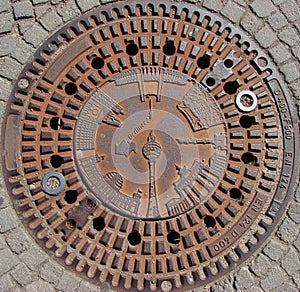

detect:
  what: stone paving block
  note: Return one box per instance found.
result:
[221,0,245,24]
[202,0,226,12]
[18,19,36,35]
[0,0,10,13]
[233,0,247,7]
[277,217,299,244]
[0,207,19,232]
[295,19,300,33]
[0,77,12,102]
[51,0,64,4]
[281,246,300,276]
[57,0,81,22]
[263,238,288,261]
[78,281,103,291]
[279,61,300,83]
[6,227,32,255]
[250,253,273,277]
[292,45,300,61]
[0,12,13,34]
[32,0,49,4]
[0,273,16,292]
[295,186,300,202]
[11,263,34,286]
[280,0,300,22]
[0,35,17,57]
[267,11,288,31]
[11,39,35,65]
[250,0,276,18]
[289,80,300,100]
[0,235,7,250]
[288,201,300,224]
[0,248,19,277]
[272,281,299,292]
[294,233,300,253]
[278,27,299,47]
[293,272,300,288]
[25,279,56,292]
[254,26,277,48]
[40,261,63,286]
[76,0,100,12]
[34,3,52,19]
[240,12,263,34]
[212,275,235,292]
[56,270,81,291]
[269,43,292,64]
[39,8,63,31]
[234,267,255,290]
[19,246,48,271]
[271,0,285,5]
[260,266,286,291]
[13,0,34,19]
[23,23,48,47]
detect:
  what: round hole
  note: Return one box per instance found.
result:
[257,57,268,67]
[239,115,254,128]
[91,57,104,69]
[197,55,211,69]
[126,43,139,56]
[224,81,239,94]
[66,219,76,229]
[50,117,63,130]
[64,82,77,95]
[93,216,105,231]
[206,77,216,87]
[229,188,242,200]
[163,41,176,56]
[50,155,63,168]
[86,199,96,209]
[241,152,255,164]
[167,230,180,244]
[128,231,141,246]
[224,59,234,68]
[64,190,77,204]
[203,216,216,228]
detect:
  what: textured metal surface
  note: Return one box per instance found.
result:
[2,1,299,291]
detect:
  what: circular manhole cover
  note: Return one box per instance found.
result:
[2,1,299,291]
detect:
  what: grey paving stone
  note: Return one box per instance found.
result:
[13,0,34,19]
[6,227,32,255]
[240,12,263,34]
[11,263,34,286]
[263,239,288,261]
[0,273,16,292]
[221,0,245,23]
[202,0,226,12]
[289,80,300,101]
[267,11,289,31]
[295,186,300,202]
[0,207,19,232]
[0,35,17,57]
[250,0,276,18]
[272,0,285,4]
[34,3,52,19]
[51,0,64,4]
[277,217,299,244]
[39,8,63,31]
[25,279,56,292]
[40,261,63,286]
[23,23,48,47]
[0,0,10,13]
[18,19,36,36]
[78,281,104,291]
[101,0,118,3]
[32,0,49,4]
[294,233,300,253]
[250,253,273,277]
[288,201,300,224]
[280,0,300,22]
[212,275,235,292]
[76,0,100,12]
[254,25,277,48]
[0,248,19,277]
[292,45,300,61]
[281,246,300,276]
[269,43,292,64]
[0,12,13,34]
[279,61,300,83]
[57,0,81,22]
[234,267,255,290]
[278,26,299,47]
[0,235,7,250]
[272,281,299,292]
[56,270,81,291]
[232,0,247,7]
[11,39,35,65]
[19,246,48,271]
[260,266,286,291]
[295,19,300,33]
[293,272,300,288]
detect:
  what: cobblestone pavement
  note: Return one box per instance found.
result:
[0,0,299,291]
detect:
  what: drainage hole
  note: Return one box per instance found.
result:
[224,81,239,94]
[64,190,77,204]
[239,115,254,128]
[224,59,234,68]
[93,216,105,231]
[50,117,63,130]
[241,152,256,164]
[66,219,76,229]
[126,42,139,56]
[206,77,216,87]
[128,230,142,246]
[229,188,242,200]
[163,41,176,56]
[91,57,104,69]
[64,82,78,95]
[167,230,180,245]
[50,155,63,168]
[197,54,211,69]
[86,198,96,209]
[203,216,216,228]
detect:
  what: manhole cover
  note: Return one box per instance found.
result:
[2,1,299,291]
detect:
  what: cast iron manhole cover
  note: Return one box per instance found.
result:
[2,1,299,291]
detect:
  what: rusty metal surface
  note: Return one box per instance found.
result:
[1,1,299,291]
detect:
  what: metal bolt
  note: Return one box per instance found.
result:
[18,78,29,89]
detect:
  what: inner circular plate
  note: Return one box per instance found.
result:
[2,1,298,291]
